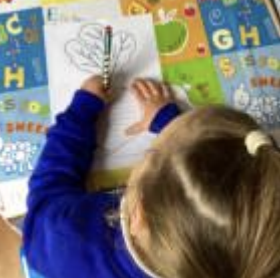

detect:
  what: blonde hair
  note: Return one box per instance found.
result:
[126,105,280,278]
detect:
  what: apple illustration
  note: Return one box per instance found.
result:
[197,43,206,55]
[155,9,188,56]
[184,3,196,17]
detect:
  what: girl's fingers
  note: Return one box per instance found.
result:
[161,83,173,100]
[133,80,152,101]
[132,79,174,109]
[145,80,163,98]
[132,85,146,104]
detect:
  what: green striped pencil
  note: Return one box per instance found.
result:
[102,26,112,90]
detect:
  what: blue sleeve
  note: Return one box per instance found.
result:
[149,103,180,134]
[23,90,105,258]
[27,89,105,200]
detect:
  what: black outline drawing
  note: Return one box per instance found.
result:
[65,23,137,85]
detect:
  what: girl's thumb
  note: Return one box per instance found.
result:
[125,122,145,136]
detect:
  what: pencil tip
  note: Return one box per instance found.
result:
[105,25,112,32]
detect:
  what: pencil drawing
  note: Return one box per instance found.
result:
[65,23,137,84]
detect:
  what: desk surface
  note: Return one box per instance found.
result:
[0,216,23,278]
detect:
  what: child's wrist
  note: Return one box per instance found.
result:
[80,88,108,103]
[149,103,181,134]
[68,90,106,123]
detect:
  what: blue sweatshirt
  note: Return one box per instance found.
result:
[23,90,180,278]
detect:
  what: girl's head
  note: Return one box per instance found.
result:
[125,106,280,278]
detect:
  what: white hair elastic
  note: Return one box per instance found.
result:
[245,130,273,156]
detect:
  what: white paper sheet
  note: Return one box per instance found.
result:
[45,15,162,170]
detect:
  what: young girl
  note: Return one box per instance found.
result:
[23,75,280,278]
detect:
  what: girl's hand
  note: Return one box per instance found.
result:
[81,75,110,102]
[126,79,174,135]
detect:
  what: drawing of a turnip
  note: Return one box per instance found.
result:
[65,24,137,85]
[155,9,188,56]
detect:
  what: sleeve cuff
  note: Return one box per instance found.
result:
[149,103,180,134]
[67,89,106,123]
